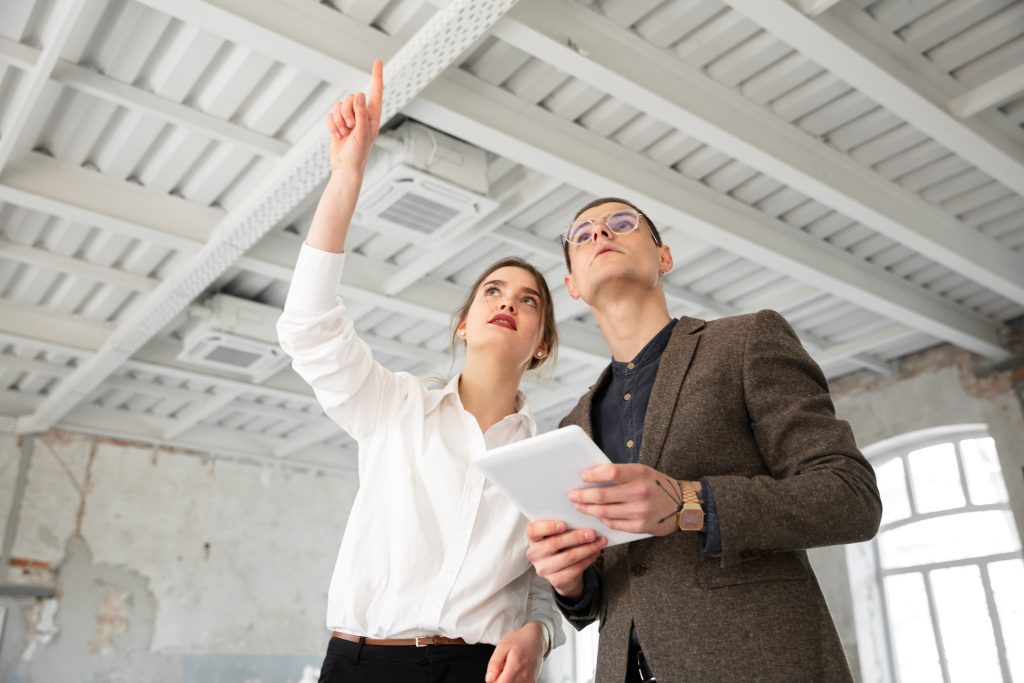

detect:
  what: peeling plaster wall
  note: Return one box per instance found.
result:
[831,347,1024,538]
[0,430,358,683]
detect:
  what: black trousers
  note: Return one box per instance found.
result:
[318,636,496,683]
[626,631,657,683]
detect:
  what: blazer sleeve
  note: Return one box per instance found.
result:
[553,562,603,630]
[704,309,882,568]
[276,244,419,443]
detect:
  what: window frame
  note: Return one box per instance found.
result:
[850,424,1021,683]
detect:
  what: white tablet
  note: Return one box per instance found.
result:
[473,425,651,547]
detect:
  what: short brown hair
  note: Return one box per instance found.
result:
[562,197,662,271]
[451,256,558,371]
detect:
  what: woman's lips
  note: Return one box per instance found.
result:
[489,314,517,330]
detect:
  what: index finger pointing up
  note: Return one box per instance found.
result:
[367,59,384,120]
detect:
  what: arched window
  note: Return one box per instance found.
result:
[849,425,1023,683]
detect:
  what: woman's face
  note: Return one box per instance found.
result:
[457,266,548,371]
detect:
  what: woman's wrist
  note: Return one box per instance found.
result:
[524,620,548,655]
[327,166,364,189]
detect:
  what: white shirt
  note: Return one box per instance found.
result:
[277,244,563,649]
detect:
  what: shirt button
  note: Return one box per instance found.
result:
[627,362,635,370]
[626,439,634,448]
[624,393,632,401]
[631,563,647,577]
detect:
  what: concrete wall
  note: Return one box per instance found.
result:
[0,430,358,683]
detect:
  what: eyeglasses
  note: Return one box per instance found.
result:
[561,209,646,245]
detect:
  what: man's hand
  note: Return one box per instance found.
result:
[570,463,697,536]
[526,521,606,599]
[486,621,545,683]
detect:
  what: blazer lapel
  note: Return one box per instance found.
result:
[639,317,705,471]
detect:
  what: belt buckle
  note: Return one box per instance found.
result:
[415,636,430,647]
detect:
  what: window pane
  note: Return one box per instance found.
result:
[989,559,1024,682]
[877,457,911,525]
[907,442,965,513]
[960,437,1008,505]
[931,565,1001,682]
[878,511,1021,569]
[884,572,942,683]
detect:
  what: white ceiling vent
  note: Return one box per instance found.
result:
[178,295,288,382]
[356,123,498,243]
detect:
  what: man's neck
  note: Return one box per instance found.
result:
[592,289,673,362]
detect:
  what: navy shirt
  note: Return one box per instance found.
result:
[556,319,722,663]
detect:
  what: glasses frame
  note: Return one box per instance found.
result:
[560,209,648,246]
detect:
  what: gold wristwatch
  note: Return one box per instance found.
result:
[676,479,705,532]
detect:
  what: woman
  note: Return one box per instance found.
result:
[277,60,563,683]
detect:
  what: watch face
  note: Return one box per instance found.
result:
[681,509,703,528]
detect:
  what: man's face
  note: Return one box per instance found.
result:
[563,202,672,304]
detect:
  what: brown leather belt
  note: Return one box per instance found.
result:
[331,631,468,647]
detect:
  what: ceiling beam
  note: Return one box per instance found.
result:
[0,327,343,456]
[0,34,36,69]
[132,0,377,88]
[795,0,845,16]
[0,354,74,379]
[949,63,1024,119]
[0,151,216,252]
[494,0,1024,304]
[720,0,1024,199]
[60,405,356,475]
[0,301,112,351]
[0,36,288,158]
[0,237,160,293]
[163,387,245,439]
[0,0,91,172]
[815,324,915,368]
[52,60,287,159]
[272,419,346,458]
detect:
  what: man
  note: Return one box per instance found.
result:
[525,198,882,682]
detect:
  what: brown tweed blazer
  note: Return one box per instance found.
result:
[558,310,881,683]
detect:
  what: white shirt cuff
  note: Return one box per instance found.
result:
[283,243,346,314]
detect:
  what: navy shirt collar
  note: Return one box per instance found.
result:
[610,318,678,375]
